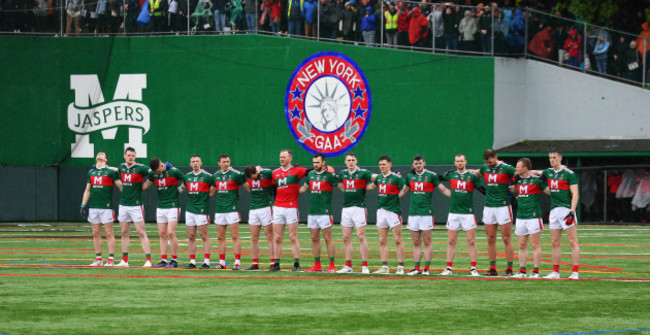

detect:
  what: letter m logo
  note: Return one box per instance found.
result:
[378,184,387,193]
[158,178,166,187]
[123,174,132,182]
[251,180,260,188]
[488,174,497,183]
[414,182,424,191]
[218,181,227,190]
[550,180,559,189]
[277,177,287,186]
[312,181,321,190]
[519,185,529,194]
[346,180,355,189]
[456,181,466,190]
[189,183,199,192]
[92,176,103,185]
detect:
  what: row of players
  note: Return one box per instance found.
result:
[81,147,580,278]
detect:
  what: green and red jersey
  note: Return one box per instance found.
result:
[374,172,405,214]
[542,167,578,209]
[338,168,374,208]
[514,175,547,219]
[184,170,213,215]
[118,163,149,206]
[444,170,479,214]
[479,162,516,207]
[406,170,440,216]
[87,167,120,209]
[307,170,339,215]
[212,168,246,213]
[272,166,307,208]
[247,169,274,210]
[148,167,185,209]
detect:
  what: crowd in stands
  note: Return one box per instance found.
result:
[580,169,650,224]
[2,0,650,82]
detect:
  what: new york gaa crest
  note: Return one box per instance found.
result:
[285,51,371,157]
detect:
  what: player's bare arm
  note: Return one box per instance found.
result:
[398,185,409,198]
[336,183,344,191]
[209,185,217,197]
[299,182,310,194]
[242,182,251,192]
[570,184,579,212]
[81,183,92,205]
[437,184,451,198]
[114,179,123,191]
[142,179,153,191]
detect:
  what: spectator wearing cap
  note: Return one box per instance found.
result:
[396,2,410,47]
[384,2,398,46]
[458,10,476,51]
[593,34,610,74]
[563,29,581,68]
[302,0,317,37]
[360,5,376,45]
[341,0,357,41]
[408,6,428,48]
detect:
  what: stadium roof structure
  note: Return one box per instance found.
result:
[497,139,650,157]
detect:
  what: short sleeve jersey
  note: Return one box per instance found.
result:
[148,167,185,209]
[212,168,246,213]
[479,162,516,207]
[118,163,149,206]
[444,170,479,214]
[184,171,213,215]
[247,169,274,210]
[542,167,578,209]
[307,170,339,215]
[407,170,440,216]
[514,175,547,219]
[338,168,374,208]
[272,166,307,208]
[87,167,120,209]
[374,172,405,214]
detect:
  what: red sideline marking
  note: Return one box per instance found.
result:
[0,273,648,282]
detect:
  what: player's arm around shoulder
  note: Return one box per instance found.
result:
[299,180,310,194]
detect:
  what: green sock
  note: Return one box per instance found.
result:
[520,267,526,272]
[328,257,335,262]
[425,261,431,266]
[145,253,151,258]
[274,260,280,265]
[95,253,101,257]
[122,252,128,257]
[414,262,421,268]
[294,260,299,266]
[108,253,114,258]
[490,260,496,266]
[507,261,513,268]
[533,267,539,272]
[398,262,404,266]
[314,257,321,262]
[382,262,388,266]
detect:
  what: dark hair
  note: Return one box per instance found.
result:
[218,154,230,161]
[149,157,162,171]
[378,155,392,163]
[345,153,357,159]
[549,148,563,156]
[517,158,532,170]
[244,165,257,178]
[413,154,424,161]
[455,153,466,160]
[313,153,326,161]
[124,147,136,154]
[191,154,201,160]
[483,149,497,160]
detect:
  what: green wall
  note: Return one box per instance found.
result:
[0,35,494,167]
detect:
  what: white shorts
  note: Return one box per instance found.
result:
[248,207,273,226]
[186,212,210,227]
[407,216,435,231]
[272,206,299,225]
[376,208,402,229]
[515,218,544,236]
[88,208,115,225]
[157,208,180,224]
[308,215,333,229]
[215,212,241,225]
[446,213,478,231]
[483,206,513,225]
[118,205,145,223]
[549,207,578,230]
[340,206,367,228]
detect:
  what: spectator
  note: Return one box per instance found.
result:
[125,0,139,33]
[65,0,82,35]
[190,0,212,31]
[396,3,410,47]
[230,0,243,31]
[613,35,628,77]
[287,0,303,36]
[636,22,650,55]
[384,2,398,47]
[593,34,610,74]
[507,8,524,53]
[149,0,164,32]
[243,0,256,31]
[427,4,443,50]
[340,1,356,41]
[95,0,109,34]
[302,0,316,37]
[408,6,427,48]
[563,29,581,67]
[269,0,282,34]
[259,0,271,31]
[527,24,553,60]
[212,0,226,33]
[360,5,375,45]
[33,0,48,32]
[477,4,491,53]
[623,40,641,82]
[166,0,183,33]
[493,9,508,53]
[441,5,457,51]
[458,10,476,51]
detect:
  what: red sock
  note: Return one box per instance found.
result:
[204,253,210,260]
[235,254,241,260]
[447,261,453,268]
[95,256,102,261]
[171,255,177,261]
[161,254,167,261]
[270,258,275,263]
[190,254,196,261]
[362,261,368,267]
[252,258,259,264]
[329,260,335,267]
[219,254,226,261]
[123,255,128,262]
[424,264,430,270]
[572,265,579,272]
[553,264,560,272]
[346,260,352,267]
[415,265,421,271]
[470,261,477,268]
[146,255,152,261]
[314,260,321,266]
[490,264,497,270]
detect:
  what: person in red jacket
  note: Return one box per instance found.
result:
[564,29,581,68]
[528,25,554,60]
[408,6,428,47]
[269,0,283,33]
[396,3,410,47]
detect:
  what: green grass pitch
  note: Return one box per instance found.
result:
[1,223,649,335]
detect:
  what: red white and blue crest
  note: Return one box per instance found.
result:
[285,51,371,157]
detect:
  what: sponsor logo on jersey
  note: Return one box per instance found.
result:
[68,74,149,158]
[285,52,371,157]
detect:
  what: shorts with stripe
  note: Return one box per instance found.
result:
[548,207,578,230]
[215,212,241,225]
[249,207,272,226]
[515,218,544,236]
[88,208,115,225]
[407,215,434,231]
[482,206,513,225]
[118,205,145,223]
[186,212,210,227]
[376,208,402,229]
[446,213,477,231]
[340,206,367,228]
[272,206,299,225]
[157,208,180,224]
[307,215,333,229]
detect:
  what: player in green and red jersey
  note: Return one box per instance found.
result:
[398,155,450,276]
[335,153,376,274]
[180,154,216,269]
[469,149,516,276]
[80,152,123,266]
[541,149,580,280]
[270,149,309,272]
[299,154,339,273]
[439,154,480,277]
[211,154,249,270]
[510,158,547,278]
[116,147,152,268]
[243,165,275,270]
[367,155,407,275]
[142,158,185,268]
